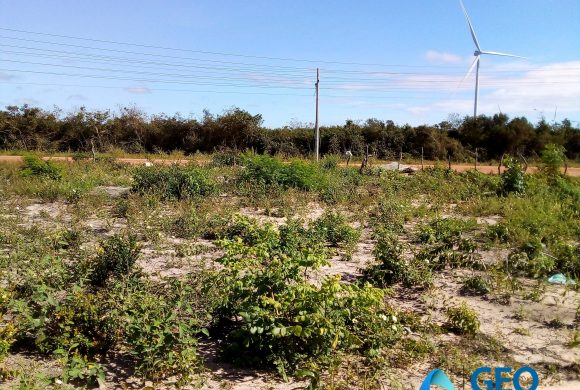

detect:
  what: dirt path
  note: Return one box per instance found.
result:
[1,155,578,177]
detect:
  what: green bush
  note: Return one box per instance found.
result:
[311,212,360,258]
[89,234,141,287]
[0,288,16,364]
[118,279,203,384]
[363,231,406,287]
[418,218,472,244]
[499,156,525,196]
[485,224,510,243]
[132,164,215,200]
[370,200,407,233]
[553,242,580,278]
[446,302,480,335]
[320,154,341,170]
[20,155,62,180]
[461,275,490,296]
[11,284,118,357]
[211,149,240,167]
[540,144,566,176]
[240,153,287,187]
[213,219,400,376]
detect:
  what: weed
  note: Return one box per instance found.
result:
[499,156,526,196]
[89,233,141,287]
[213,221,400,376]
[546,317,565,329]
[446,302,480,336]
[461,275,490,296]
[132,164,215,200]
[20,155,62,180]
[311,211,360,259]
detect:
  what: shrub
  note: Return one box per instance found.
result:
[363,231,406,287]
[446,302,480,335]
[320,154,341,170]
[311,212,360,258]
[540,144,566,176]
[553,242,580,278]
[505,239,556,278]
[461,275,490,296]
[20,155,62,180]
[213,220,400,376]
[485,224,510,243]
[0,288,16,364]
[11,284,118,357]
[118,279,203,384]
[240,153,287,187]
[499,156,525,196]
[418,218,471,244]
[89,234,141,287]
[132,164,215,200]
[370,200,407,233]
[211,149,240,167]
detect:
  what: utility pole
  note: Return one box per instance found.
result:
[314,68,320,161]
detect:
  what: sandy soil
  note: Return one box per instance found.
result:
[2,194,579,389]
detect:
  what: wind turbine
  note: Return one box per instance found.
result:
[460,0,525,118]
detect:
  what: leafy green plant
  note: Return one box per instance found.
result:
[320,154,341,170]
[118,279,203,384]
[499,156,525,196]
[132,164,215,200]
[540,144,566,176]
[213,219,400,377]
[0,288,16,365]
[461,275,490,296]
[20,155,62,180]
[89,233,141,287]
[58,352,106,387]
[446,302,480,336]
[311,211,360,259]
[362,231,405,287]
[485,223,510,243]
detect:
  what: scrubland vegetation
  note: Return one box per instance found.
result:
[1,105,579,161]
[0,148,578,389]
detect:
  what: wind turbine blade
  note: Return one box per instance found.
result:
[458,56,479,88]
[480,50,526,59]
[460,0,481,51]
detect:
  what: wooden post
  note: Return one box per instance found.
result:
[475,147,478,171]
[448,154,451,170]
[421,147,424,170]
[398,149,402,170]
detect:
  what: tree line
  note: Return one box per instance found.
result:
[1,104,578,161]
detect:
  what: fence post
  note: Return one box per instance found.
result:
[475,147,478,171]
[421,147,424,170]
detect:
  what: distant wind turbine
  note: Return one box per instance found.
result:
[459,0,526,118]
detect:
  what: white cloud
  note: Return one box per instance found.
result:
[125,86,151,94]
[323,59,580,122]
[67,94,88,101]
[0,72,16,81]
[425,50,463,64]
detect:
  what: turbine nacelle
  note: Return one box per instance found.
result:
[474,50,481,57]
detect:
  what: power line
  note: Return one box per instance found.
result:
[2,81,445,100]
[0,27,495,69]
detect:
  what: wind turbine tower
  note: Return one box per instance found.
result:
[460,0,525,118]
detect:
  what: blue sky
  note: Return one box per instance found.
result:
[0,0,579,127]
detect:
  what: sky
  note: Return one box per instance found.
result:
[0,0,579,128]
